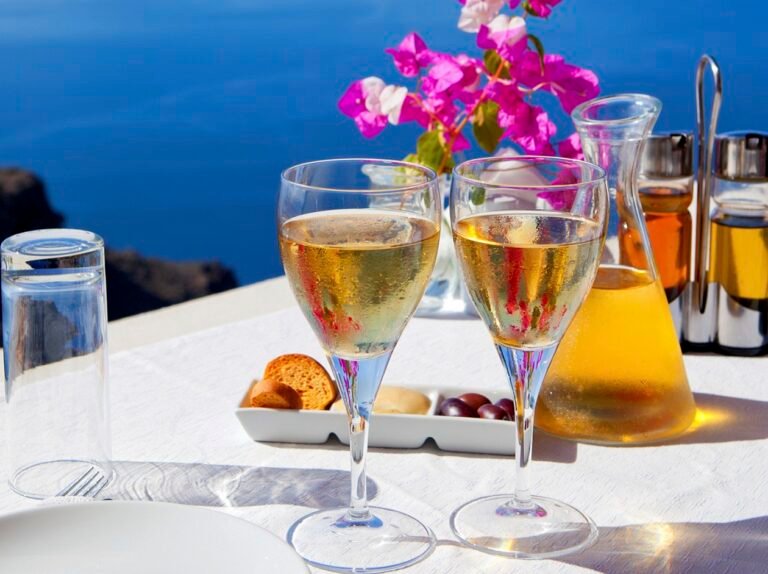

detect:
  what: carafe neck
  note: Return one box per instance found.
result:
[572,94,661,277]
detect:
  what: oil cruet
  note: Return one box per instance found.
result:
[535,94,697,444]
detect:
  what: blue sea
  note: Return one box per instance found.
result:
[1,0,765,284]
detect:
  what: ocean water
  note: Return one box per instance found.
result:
[0,0,765,284]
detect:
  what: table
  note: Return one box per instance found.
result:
[1,280,767,573]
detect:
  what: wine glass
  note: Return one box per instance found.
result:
[449,156,608,559]
[279,158,440,572]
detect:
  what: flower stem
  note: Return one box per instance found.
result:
[436,58,508,175]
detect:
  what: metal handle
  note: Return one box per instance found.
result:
[693,55,723,313]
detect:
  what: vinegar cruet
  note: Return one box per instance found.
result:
[536,94,697,444]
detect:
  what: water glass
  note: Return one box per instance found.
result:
[2,229,111,499]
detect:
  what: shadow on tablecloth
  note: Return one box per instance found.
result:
[560,515,768,573]
[656,392,768,447]
[98,461,377,508]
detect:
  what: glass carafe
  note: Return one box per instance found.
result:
[536,94,697,444]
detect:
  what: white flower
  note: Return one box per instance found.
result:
[458,0,505,33]
[379,85,408,125]
[361,76,386,114]
[362,77,407,125]
[487,14,527,47]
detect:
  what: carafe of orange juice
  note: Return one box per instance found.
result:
[536,94,696,444]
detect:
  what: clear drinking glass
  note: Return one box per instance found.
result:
[279,159,440,572]
[2,229,111,499]
[449,156,608,558]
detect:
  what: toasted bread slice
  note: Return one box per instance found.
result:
[250,379,302,409]
[263,354,337,410]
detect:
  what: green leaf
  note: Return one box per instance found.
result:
[527,33,546,74]
[415,131,443,172]
[416,130,453,174]
[402,153,433,208]
[483,49,510,80]
[472,100,504,154]
[438,133,456,172]
[470,185,486,206]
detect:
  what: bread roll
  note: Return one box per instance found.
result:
[250,379,302,409]
[263,354,337,410]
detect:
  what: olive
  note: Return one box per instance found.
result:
[457,393,491,411]
[495,398,516,419]
[439,397,478,418]
[478,404,511,421]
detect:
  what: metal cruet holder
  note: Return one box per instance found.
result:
[682,55,722,350]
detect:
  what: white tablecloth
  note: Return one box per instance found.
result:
[1,306,767,573]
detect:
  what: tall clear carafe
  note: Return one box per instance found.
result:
[536,94,697,444]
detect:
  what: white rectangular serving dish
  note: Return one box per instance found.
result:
[236,385,517,455]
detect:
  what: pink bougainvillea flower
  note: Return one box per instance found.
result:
[485,79,521,112]
[340,0,599,173]
[422,54,482,104]
[538,135,586,207]
[422,59,465,95]
[518,52,600,113]
[538,186,575,209]
[338,77,407,138]
[497,99,556,154]
[422,95,459,127]
[338,80,367,117]
[452,54,483,102]
[451,131,472,152]
[527,0,561,18]
[458,0,505,33]
[558,133,584,160]
[385,33,434,78]
[477,15,527,62]
[398,93,430,128]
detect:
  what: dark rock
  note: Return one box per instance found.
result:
[0,168,239,325]
[0,168,64,236]
[7,298,78,370]
[105,250,238,320]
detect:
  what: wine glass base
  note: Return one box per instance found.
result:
[287,506,436,573]
[450,494,598,560]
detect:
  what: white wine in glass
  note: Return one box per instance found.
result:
[279,159,440,573]
[280,210,439,358]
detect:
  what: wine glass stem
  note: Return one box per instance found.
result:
[514,402,534,506]
[348,414,371,521]
[496,344,557,510]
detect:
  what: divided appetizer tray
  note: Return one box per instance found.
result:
[236,384,517,456]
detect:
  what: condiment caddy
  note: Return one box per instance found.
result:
[642,55,768,355]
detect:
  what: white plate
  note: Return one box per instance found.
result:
[0,501,309,574]
[237,385,517,455]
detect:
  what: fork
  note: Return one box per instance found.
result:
[56,466,109,498]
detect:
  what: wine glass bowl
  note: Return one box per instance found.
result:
[449,156,608,559]
[278,158,440,572]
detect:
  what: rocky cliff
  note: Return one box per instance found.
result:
[0,168,238,321]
